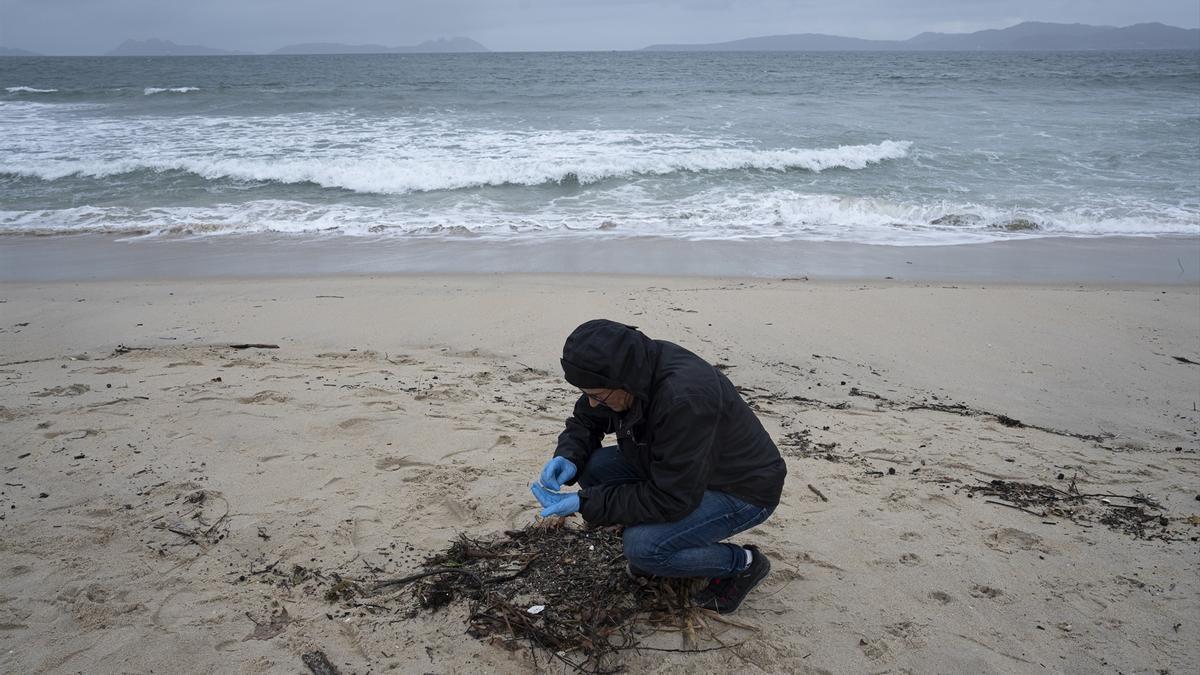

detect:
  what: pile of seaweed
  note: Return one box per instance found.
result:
[322,523,744,673]
[966,477,1177,540]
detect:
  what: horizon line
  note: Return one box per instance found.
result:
[4,19,1198,56]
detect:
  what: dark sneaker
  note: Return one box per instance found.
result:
[692,545,770,614]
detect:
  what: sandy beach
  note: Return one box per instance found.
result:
[1,274,1197,674]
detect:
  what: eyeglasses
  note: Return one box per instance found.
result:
[582,389,615,406]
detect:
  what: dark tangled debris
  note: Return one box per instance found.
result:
[966,477,1177,540]
[301,649,339,675]
[154,489,230,550]
[254,525,746,673]
[387,526,725,672]
[779,428,848,463]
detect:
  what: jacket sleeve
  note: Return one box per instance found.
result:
[578,395,718,525]
[553,394,610,478]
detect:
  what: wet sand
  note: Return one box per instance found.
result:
[1,233,1198,283]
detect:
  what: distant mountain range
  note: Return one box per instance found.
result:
[97,37,487,57]
[2,22,1196,57]
[644,21,1199,51]
[0,46,42,56]
[106,39,253,56]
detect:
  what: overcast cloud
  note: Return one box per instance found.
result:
[1,0,1196,55]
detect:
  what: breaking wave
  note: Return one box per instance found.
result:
[0,140,912,193]
[2,193,1194,245]
[5,86,58,93]
[143,87,200,95]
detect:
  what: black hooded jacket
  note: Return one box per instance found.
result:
[555,320,787,526]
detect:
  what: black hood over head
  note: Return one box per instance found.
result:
[560,319,659,398]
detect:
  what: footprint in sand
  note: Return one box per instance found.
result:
[374,456,430,471]
[82,366,135,375]
[796,552,845,571]
[4,565,32,579]
[969,584,1004,599]
[350,505,381,550]
[506,367,552,383]
[883,620,928,648]
[928,591,954,604]
[32,384,90,397]
[362,400,404,412]
[442,434,516,460]
[985,527,1049,554]
[43,428,100,440]
[857,636,891,660]
[413,385,475,403]
[441,496,480,523]
[236,390,290,404]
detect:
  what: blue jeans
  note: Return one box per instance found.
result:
[578,445,774,579]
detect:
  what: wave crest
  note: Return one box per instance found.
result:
[6,86,59,93]
[144,87,200,95]
[1,140,912,193]
[2,194,1195,245]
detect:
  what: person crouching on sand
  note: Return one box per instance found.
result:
[530,319,787,614]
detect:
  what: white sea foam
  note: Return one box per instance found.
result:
[0,104,916,191]
[143,87,200,95]
[1,140,912,193]
[5,87,58,93]
[2,194,1195,246]
[3,100,1196,246]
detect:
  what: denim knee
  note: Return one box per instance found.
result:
[622,526,667,572]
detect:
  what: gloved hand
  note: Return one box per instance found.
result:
[538,456,577,490]
[531,483,581,518]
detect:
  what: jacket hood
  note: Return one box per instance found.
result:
[560,319,659,398]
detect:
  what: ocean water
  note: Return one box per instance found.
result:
[1,51,1197,246]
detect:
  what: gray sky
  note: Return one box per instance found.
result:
[2,0,1197,54]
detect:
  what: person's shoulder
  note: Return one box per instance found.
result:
[655,340,717,374]
[652,347,721,411]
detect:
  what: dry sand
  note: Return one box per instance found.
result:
[0,275,1197,674]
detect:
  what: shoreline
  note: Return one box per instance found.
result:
[1,233,1197,283]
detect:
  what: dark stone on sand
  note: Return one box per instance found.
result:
[930,213,982,226]
[994,218,1041,232]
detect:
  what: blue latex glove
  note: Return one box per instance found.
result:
[530,483,581,518]
[538,456,577,491]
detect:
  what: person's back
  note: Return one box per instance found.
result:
[650,339,786,510]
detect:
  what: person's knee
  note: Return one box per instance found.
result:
[576,466,600,489]
[623,527,668,571]
[577,446,620,488]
